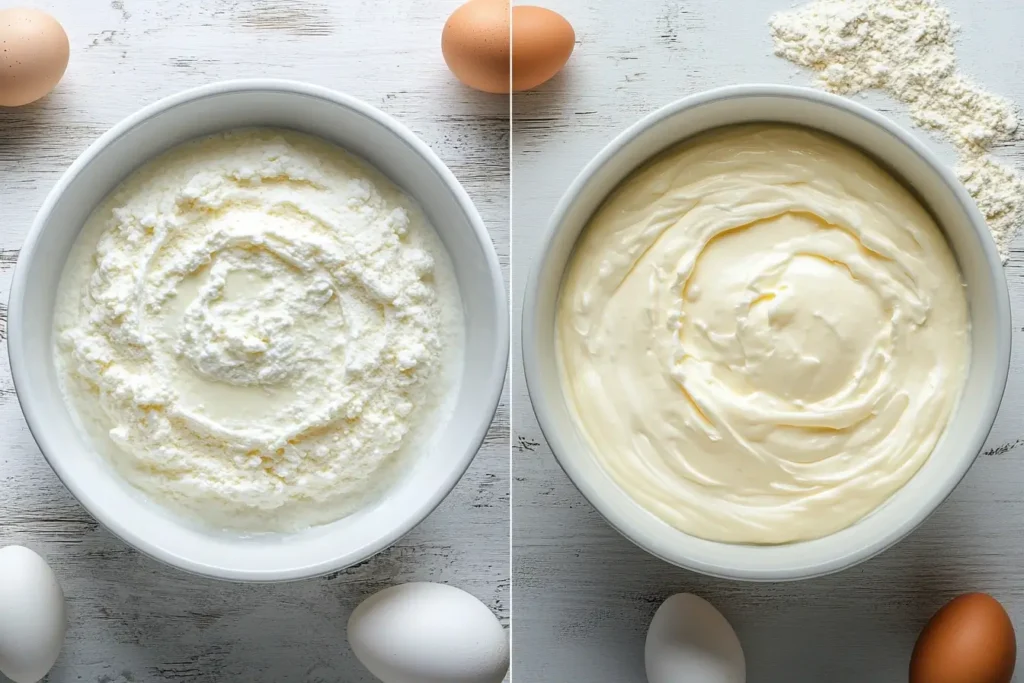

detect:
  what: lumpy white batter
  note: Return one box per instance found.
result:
[55,129,463,531]
[557,125,970,544]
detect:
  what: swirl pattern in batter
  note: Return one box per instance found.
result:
[557,125,969,544]
[55,129,463,530]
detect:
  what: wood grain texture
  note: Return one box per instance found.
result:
[510,0,1024,681]
[0,1,509,681]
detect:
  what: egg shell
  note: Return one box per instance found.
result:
[0,8,69,107]
[348,582,509,683]
[910,593,1016,683]
[512,6,574,92]
[0,546,67,683]
[441,0,510,94]
[645,593,746,683]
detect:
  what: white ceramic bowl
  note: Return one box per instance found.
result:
[522,85,1011,581]
[10,79,508,581]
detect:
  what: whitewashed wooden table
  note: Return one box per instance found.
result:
[0,1,509,681]
[511,0,1024,681]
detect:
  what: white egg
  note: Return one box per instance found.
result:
[348,582,509,683]
[0,546,67,683]
[645,593,745,683]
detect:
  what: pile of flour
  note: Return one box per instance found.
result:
[770,0,1023,260]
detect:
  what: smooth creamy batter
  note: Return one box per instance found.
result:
[557,125,970,544]
[55,129,463,530]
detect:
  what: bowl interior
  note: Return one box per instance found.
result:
[13,84,507,581]
[525,87,1009,581]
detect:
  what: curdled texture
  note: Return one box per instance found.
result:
[55,129,463,530]
[557,125,970,544]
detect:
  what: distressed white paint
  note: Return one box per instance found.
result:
[510,0,1024,681]
[0,1,509,681]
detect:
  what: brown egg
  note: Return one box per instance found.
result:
[0,8,69,107]
[441,0,510,94]
[910,593,1016,683]
[512,6,574,92]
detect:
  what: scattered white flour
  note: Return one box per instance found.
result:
[54,129,463,531]
[770,0,1023,260]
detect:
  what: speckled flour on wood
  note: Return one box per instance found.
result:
[770,0,1023,260]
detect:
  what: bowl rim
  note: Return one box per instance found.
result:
[521,83,1011,582]
[9,78,509,582]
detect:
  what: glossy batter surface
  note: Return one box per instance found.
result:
[557,125,970,544]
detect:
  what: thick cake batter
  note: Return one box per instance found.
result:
[557,125,970,544]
